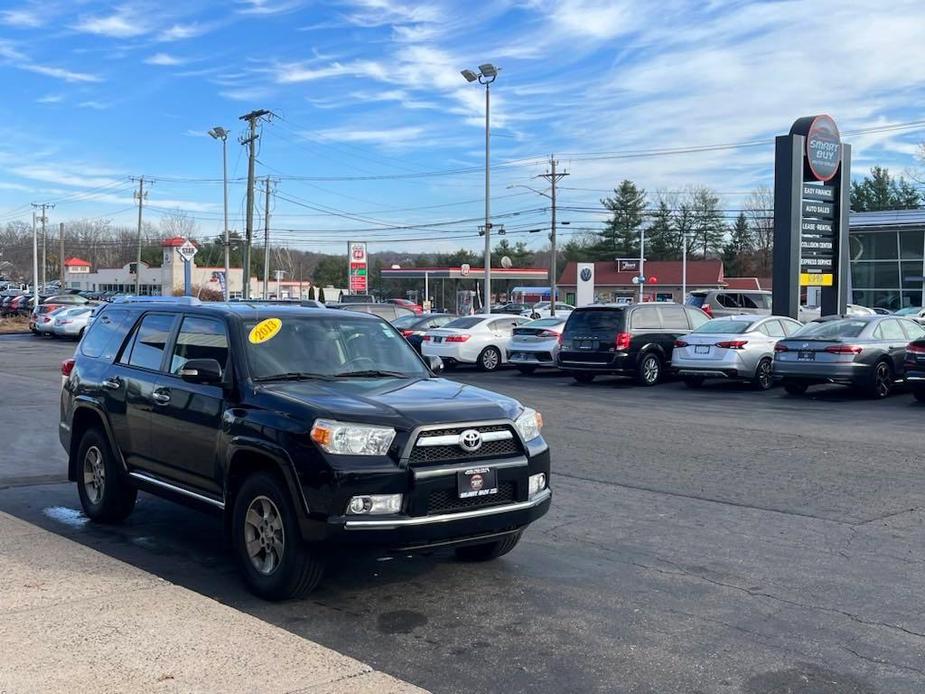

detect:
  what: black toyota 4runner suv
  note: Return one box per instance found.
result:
[60,299,551,600]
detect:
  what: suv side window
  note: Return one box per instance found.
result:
[631,306,661,330]
[658,305,688,329]
[170,316,229,374]
[686,308,709,329]
[716,293,739,308]
[80,308,132,361]
[122,313,176,371]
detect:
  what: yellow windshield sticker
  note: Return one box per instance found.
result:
[249,318,282,344]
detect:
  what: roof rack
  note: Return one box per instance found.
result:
[111,295,202,305]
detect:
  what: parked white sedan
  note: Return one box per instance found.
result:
[521,302,575,320]
[422,314,530,371]
[51,306,95,339]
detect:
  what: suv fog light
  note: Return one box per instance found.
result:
[528,473,547,499]
[346,494,403,515]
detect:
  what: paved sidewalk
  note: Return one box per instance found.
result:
[0,511,428,694]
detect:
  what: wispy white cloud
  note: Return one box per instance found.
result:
[184,129,210,137]
[315,125,426,147]
[0,7,43,28]
[78,100,110,110]
[0,39,101,82]
[73,6,149,38]
[36,93,64,104]
[236,0,303,16]
[145,52,185,66]
[341,0,442,27]
[158,22,211,42]
[272,59,389,84]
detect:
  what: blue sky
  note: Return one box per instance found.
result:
[1,0,924,253]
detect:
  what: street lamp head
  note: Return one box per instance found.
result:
[460,69,478,83]
[478,63,498,78]
[208,126,228,140]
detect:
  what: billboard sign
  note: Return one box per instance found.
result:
[348,241,368,294]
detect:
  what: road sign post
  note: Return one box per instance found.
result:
[176,239,198,297]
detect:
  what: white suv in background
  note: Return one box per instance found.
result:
[422,314,530,371]
[521,302,575,320]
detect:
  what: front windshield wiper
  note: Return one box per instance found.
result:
[333,369,412,379]
[253,372,332,382]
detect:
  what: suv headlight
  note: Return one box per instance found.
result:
[514,407,543,442]
[310,419,396,455]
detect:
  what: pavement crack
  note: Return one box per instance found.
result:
[841,645,925,678]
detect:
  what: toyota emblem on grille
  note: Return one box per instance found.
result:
[458,429,483,453]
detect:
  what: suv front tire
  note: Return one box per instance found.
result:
[76,428,137,522]
[232,472,324,601]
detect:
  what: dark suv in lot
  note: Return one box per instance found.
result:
[557,303,709,385]
[60,299,551,600]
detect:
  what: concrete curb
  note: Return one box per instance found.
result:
[0,511,429,694]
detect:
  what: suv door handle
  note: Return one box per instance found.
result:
[151,389,171,405]
[101,377,121,390]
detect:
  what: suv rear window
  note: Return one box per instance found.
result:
[444,316,486,329]
[685,293,706,308]
[80,308,133,361]
[564,309,625,335]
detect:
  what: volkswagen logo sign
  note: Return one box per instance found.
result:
[580,267,592,282]
[458,428,483,453]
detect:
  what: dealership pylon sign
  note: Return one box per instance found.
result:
[772,114,851,319]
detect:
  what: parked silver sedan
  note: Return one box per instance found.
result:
[508,316,568,374]
[773,315,925,398]
[672,314,803,389]
[51,306,95,339]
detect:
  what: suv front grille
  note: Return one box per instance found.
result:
[427,481,515,515]
[409,424,521,464]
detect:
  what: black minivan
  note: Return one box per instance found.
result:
[557,303,709,385]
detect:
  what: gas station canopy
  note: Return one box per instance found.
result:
[381,267,548,280]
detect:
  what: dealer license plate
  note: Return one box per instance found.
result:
[457,467,498,499]
[798,350,815,361]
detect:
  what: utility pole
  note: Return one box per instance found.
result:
[639,227,646,303]
[31,203,53,292]
[262,176,272,299]
[59,222,65,285]
[31,211,38,307]
[539,155,568,316]
[239,109,271,300]
[131,177,148,296]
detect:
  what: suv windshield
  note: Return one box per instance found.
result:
[793,319,869,339]
[244,314,428,380]
[693,319,753,334]
[564,309,624,335]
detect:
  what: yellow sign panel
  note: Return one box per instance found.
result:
[800,273,833,287]
[248,318,282,344]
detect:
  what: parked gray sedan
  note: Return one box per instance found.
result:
[509,316,567,373]
[772,315,925,398]
[672,314,803,389]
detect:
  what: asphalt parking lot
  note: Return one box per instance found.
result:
[1,333,923,693]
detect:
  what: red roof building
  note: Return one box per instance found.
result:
[557,260,726,304]
[63,257,91,268]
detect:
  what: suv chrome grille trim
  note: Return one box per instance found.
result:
[416,429,513,447]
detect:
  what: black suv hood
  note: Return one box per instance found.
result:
[259,377,522,428]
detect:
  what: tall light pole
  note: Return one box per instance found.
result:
[462,63,499,311]
[208,127,230,300]
[681,231,688,304]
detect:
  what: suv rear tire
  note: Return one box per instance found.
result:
[76,428,137,522]
[454,532,522,562]
[232,472,324,601]
[636,352,662,386]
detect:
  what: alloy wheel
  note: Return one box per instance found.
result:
[244,496,285,576]
[756,359,772,389]
[642,355,660,384]
[482,348,500,370]
[82,445,105,505]
[875,363,892,398]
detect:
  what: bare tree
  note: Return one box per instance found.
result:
[745,186,774,277]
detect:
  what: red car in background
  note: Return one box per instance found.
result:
[387,298,423,315]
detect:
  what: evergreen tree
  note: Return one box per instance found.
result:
[672,201,696,261]
[317,286,326,303]
[722,212,753,276]
[308,285,315,300]
[851,166,922,211]
[690,187,726,258]
[598,180,647,258]
[646,200,676,260]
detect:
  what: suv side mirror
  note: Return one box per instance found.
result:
[426,355,444,373]
[178,358,223,384]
